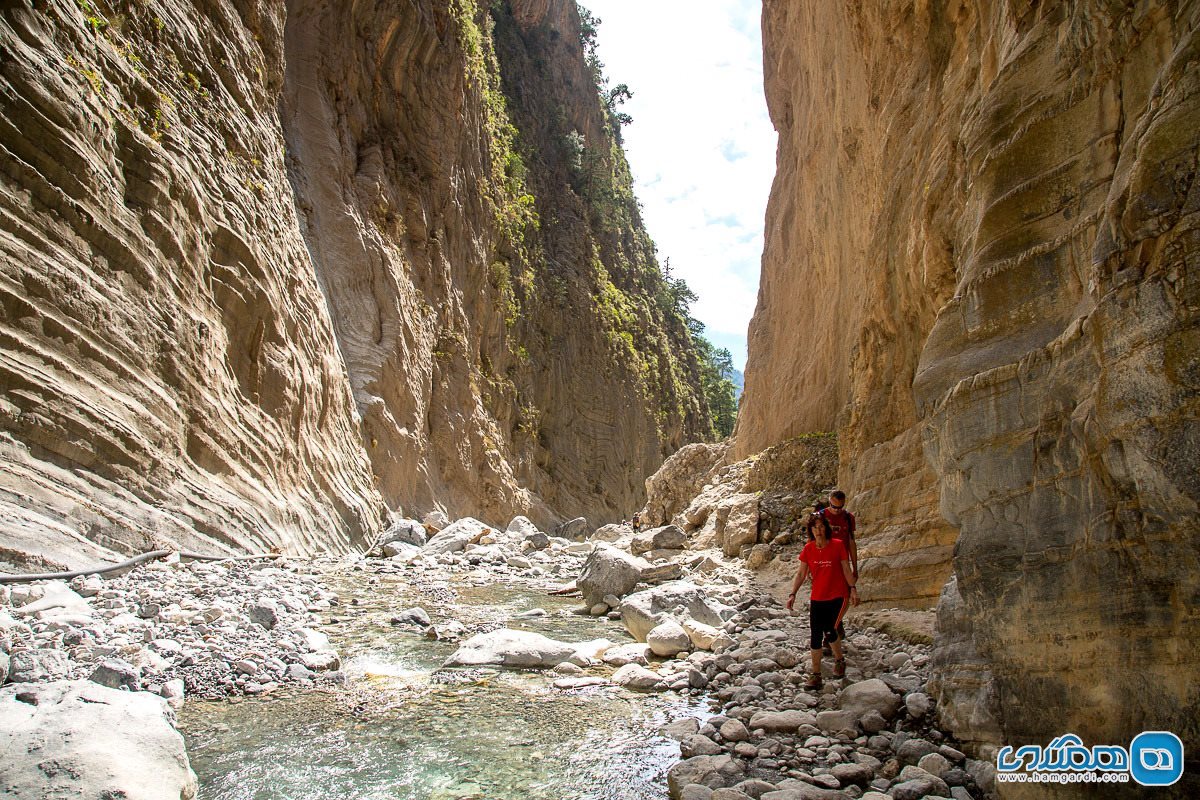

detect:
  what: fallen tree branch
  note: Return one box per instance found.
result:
[0,549,280,584]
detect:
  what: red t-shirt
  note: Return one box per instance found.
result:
[822,508,856,545]
[799,538,850,601]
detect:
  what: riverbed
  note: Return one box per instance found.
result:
[180,569,712,800]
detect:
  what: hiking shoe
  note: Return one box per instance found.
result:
[804,673,823,690]
[833,658,846,678]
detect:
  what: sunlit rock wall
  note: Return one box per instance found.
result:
[0,0,712,569]
[747,0,1200,770]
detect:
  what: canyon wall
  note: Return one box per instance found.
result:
[747,0,1199,773]
[0,0,712,570]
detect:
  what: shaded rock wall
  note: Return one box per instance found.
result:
[0,0,712,569]
[747,0,1200,768]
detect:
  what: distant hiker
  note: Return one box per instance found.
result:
[820,490,858,577]
[786,512,858,689]
[819,489,858,649]
[631,512,642,533]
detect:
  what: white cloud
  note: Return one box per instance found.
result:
[583,0,774,370]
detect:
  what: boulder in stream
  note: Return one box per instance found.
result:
[443,629,589,669]
[577,544,649,606]
[379,519,428,548]
[619,582,736,642]
[424,518,489,555]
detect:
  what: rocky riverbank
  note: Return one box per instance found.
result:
[2,512,992,800]
[1,556,346,702]
[662,593,997,800]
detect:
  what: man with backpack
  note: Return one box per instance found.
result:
[818,490,857,649]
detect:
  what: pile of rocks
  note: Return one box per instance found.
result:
[664,595,998,800]
[0,556,346,702]
[369,515,596,586]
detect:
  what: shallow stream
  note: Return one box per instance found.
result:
[180,570,709,799]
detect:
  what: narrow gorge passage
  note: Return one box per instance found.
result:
[2,0,1198,798]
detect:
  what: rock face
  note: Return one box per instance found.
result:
[747,0,1200,763]
[0,0,714,569]
[643,442,730,527]
[0,681,197,799]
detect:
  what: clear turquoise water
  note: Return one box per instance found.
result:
[181,572,708,800]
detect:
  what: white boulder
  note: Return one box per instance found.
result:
[577,544,650,606]
[838,678,902,720]
[423,518,490,555]
[619,581,736,642]
[0,681,197,799]
[647,620,692,657]
[443,629,586,669]
[611,663,663,692]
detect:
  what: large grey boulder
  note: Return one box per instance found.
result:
[620,581,737,642]
[423,518,489,554]
[838,678,901,720]
[577,544,649,606]
[379,518,427,548]
[556,517,590,541]
[0,681,197,799]
[631,524,687,555]
[506,516,541,539]
[89,658,141,691]
[7,649,69,683]
[667,755,745,799]
[443,629,585,669]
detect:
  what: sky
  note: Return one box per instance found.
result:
[583,0,775,371]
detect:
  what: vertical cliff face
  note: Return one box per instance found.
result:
[0,0,385,566]
[279,0,711,528]
[738,0,966,608]
[0,0,712,569]
[747,0,1199,760]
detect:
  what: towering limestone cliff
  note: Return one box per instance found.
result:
[0,0,712,569]
[744,0,1199,769]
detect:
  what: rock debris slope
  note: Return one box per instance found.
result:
[743,0,1200,771]
[0,0,712,568]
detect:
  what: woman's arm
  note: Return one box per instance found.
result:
[786,564,810,610]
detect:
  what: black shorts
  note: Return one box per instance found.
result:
[809,597,847,650]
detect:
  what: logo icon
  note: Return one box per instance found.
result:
[1129,731,1184,786]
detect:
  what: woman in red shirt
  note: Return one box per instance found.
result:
[786,512,859,689]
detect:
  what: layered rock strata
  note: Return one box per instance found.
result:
[746,0,1200,772]
[0,0,711,568]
